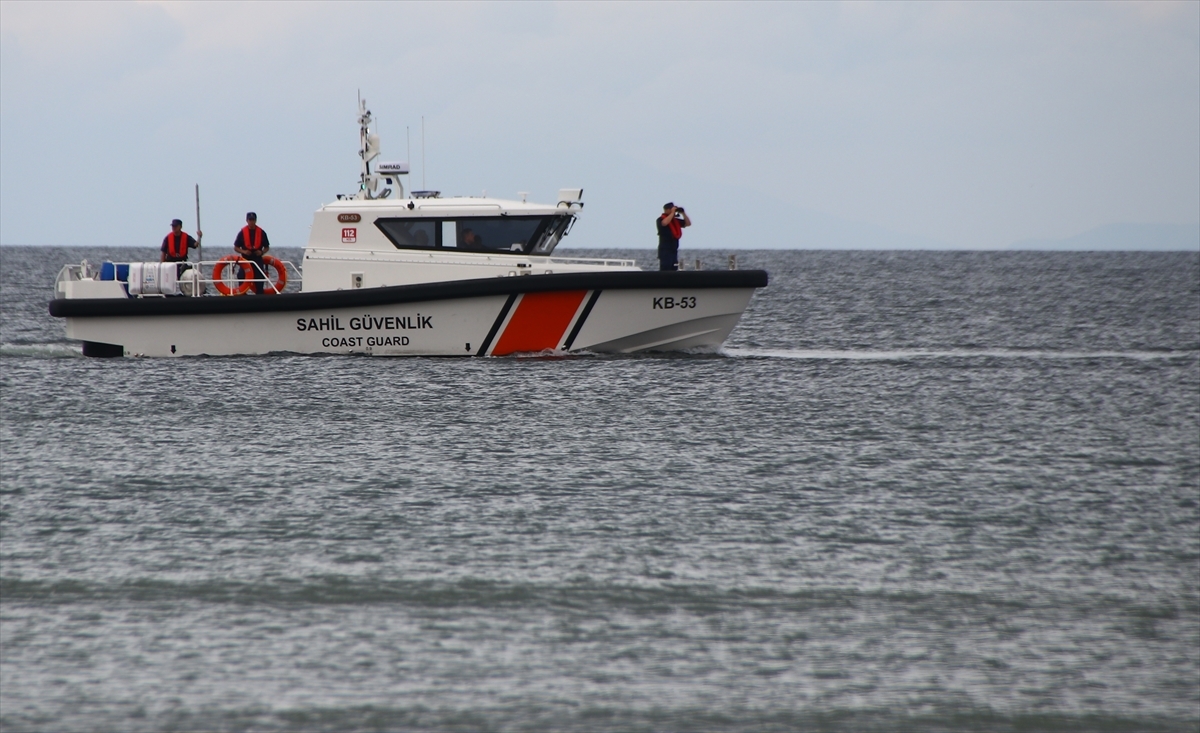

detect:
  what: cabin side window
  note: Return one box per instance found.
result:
[455,217,550,254]
[375,219,438,249]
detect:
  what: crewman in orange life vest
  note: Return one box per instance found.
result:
[233,211,271,294]
[160,218,201,271]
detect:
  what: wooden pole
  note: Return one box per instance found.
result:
[194,184,202,263]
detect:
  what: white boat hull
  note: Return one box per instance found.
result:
[52,271,766,357]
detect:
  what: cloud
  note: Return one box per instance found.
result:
[1,1,1196,250]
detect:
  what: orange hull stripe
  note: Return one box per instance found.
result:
[491,290,588,355]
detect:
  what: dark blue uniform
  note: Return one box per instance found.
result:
[657,216,681,271]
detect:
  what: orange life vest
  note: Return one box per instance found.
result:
[166,231,191,259]
[241,225,264,252]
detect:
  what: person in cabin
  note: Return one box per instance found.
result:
[656,202,691,271]
[460,228,484,251]
[160,219,201,273]
[233,212,271,294]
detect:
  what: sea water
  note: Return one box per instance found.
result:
[1,247,1197,732]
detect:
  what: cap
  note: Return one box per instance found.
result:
[246,212,257,220]
[171,219,183,227]
[663,202,675,210]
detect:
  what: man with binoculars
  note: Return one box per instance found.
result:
[656,202,692,271]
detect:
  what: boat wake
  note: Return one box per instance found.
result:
[722,347,1198,361]
[0,342,84,358]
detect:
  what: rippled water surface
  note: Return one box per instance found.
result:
[2,247,1198,732]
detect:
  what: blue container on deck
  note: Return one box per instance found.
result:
[99,262,130,281]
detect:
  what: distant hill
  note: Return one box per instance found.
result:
[1009,222,1200,251]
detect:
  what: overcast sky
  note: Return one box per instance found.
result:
[2,1,1197,250]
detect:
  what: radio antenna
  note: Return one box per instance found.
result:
[421,115,426,190]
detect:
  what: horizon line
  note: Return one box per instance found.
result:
[3,243,1197,252]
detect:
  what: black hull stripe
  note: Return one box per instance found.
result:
[477,293,518,356]
[562,290,602,351]
[49,269,768,319]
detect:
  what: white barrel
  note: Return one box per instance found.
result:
[179,266,205,297]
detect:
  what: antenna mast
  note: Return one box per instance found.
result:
[356,95,381,200]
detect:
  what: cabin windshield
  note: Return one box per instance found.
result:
[531,215,572,254]
[375,214,572,255]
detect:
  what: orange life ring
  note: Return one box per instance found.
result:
[260,255,288,295]
[213,256,254,296]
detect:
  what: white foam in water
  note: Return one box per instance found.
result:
[0,342,83,357]
[723,347,1195,360]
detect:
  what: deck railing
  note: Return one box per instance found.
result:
[55,259,303,298]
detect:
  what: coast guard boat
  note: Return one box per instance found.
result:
[49,100,767,358]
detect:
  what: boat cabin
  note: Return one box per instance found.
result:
[300,189,595,292]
